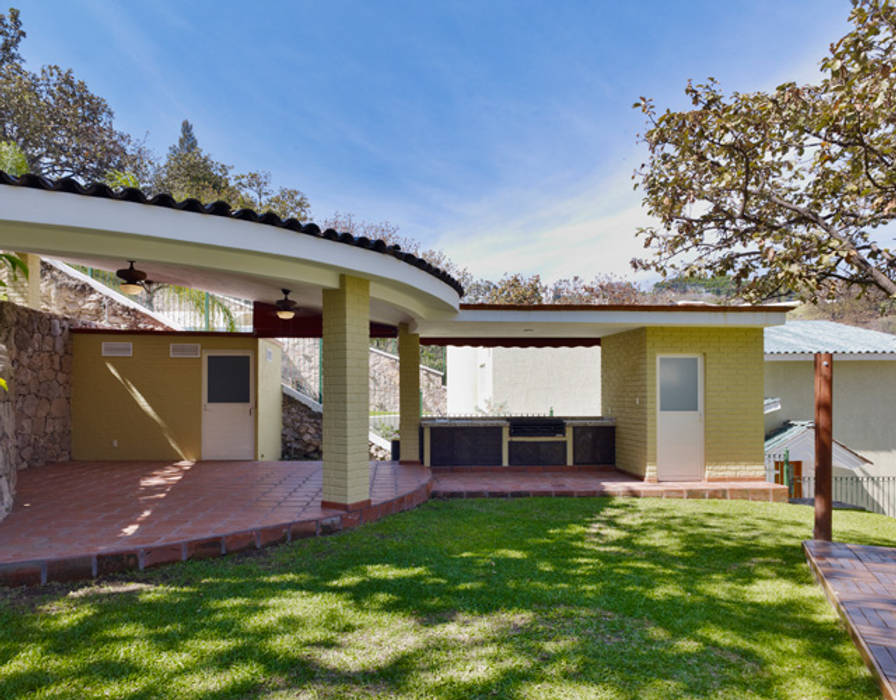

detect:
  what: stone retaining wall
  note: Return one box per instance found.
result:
[281,390,393,462]
[0,302,75,520]
[282,393,323,460]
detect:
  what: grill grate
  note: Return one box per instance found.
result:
[509,418,566,437]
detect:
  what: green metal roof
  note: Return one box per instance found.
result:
[764,320,896,355]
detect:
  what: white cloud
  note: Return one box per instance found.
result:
[429,158,659,284]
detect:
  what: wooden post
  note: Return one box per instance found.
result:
[814,352,833,542]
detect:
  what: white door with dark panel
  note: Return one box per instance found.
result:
[202,351,255,460]
[656,355,704,481]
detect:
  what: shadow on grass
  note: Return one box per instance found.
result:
[0,497,885,699]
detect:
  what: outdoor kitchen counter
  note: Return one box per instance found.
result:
[419,416,616,467]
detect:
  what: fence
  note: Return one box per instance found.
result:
[74,266,254,332]
[280,337,322,402]
[766,452,896,517]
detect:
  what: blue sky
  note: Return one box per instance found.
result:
[16,0,850,283]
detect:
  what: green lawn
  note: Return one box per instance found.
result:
[0,497,890,699]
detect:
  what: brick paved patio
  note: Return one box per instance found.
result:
[0,460,431,586]
[804,540,896,700]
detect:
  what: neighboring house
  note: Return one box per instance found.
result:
[447,346,601,415]
[764,320,896,476]
[764,420,873,479]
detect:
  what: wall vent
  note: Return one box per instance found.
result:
[101,341,133,357]
[170,343,201,358]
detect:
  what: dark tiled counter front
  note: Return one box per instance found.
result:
[420,417,615,467]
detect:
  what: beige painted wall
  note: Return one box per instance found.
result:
[257,339,282,461]
[765,359,896,475]
[73,333,268,462]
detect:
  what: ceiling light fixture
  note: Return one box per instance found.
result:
[275,289,298,320]
[116,260,147,295]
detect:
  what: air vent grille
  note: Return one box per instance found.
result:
[101,341,133,357]
[170,343,201,358]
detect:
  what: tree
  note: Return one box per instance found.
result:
[550,274,658,304]
[321,212,471,287]
[0,8,148,181]
[169,119,198,157]
[233,170,310,220]
[154,120,311,219]
[153,121,235,202]
[633,0,896,303]
[0,6,23,69]
[0,139,26,175]
[653,274,736,298]
[463,273,547,304]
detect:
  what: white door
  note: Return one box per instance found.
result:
[656,355,704,481]
[202,351,255,460]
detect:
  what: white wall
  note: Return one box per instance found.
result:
[447,346,494,414]
[765,359,896,475]
[448,346,602,416]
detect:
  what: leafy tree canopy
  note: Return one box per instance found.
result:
[633,0,896,303]
[0,6,23,69]
[151,120,310,220]
[653,274,736,298]
[0,7,148,181]
[0,139,26,175]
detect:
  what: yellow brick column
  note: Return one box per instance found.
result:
[6,253,40,309]
[321,275,371,510]
[398,324,421,463]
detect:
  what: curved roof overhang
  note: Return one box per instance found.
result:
[0,184,461,327]
[415,304,793,345]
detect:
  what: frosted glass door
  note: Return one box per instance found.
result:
[656,355,704,481]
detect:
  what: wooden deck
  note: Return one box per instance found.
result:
[804,539,896,700]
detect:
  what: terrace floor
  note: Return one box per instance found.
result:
[804,540,896,700]
[0,461,786,586]
[0,460,431,586]
[431,466,788,500]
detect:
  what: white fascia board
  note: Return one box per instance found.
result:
[765,352,896,361]
[416,308,790,338]
[0,187,459,316]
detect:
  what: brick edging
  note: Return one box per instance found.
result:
[0,479,432,587]
[803,541,896,700]
[432,485,788,501]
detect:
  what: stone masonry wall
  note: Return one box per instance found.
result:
[282,393,323,459]
[282,390,392,462]
[0,301,75,520]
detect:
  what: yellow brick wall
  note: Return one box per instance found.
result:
[601,328,648,477]
[321,275,371,505]
[398,324,421,462]
[72,333,259,461]
[645,327,765,480]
